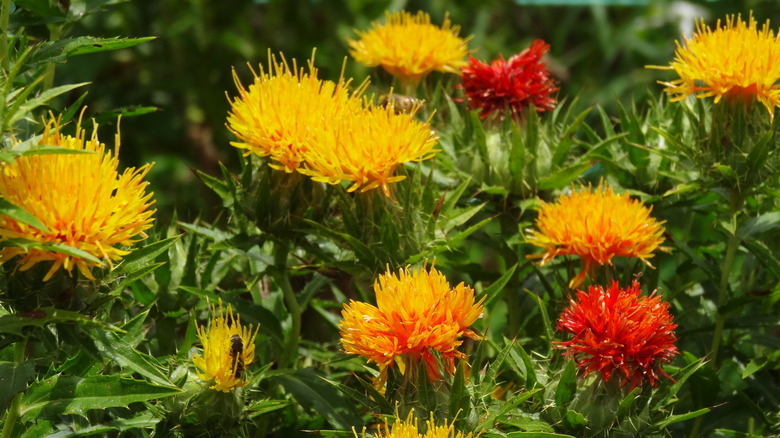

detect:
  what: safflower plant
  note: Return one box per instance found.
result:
[0,3,779,438]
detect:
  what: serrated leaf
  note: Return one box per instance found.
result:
[505,433,576,438]
[449,361,471,421]
[554,359,577,408]
[0,199,49,232]
[245,399,289,419]
[0,307,121,336]
[113,235,180,276]
[29,37,156,66]
[0,361,35,413]
[475,388,543,432]
[19,375,180,421]
[275,368,361,430]
[89,329,174,387]
[480,339,514,396]
[736,212,780,239]
[656,408,710,429]
[0,238,103,265]
[537,161,593,190]
[481,263,519,309]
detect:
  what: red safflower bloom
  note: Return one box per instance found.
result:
[458,39,558,120]
[556,280,679,388]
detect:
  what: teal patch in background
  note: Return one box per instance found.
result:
[516,0,649,4]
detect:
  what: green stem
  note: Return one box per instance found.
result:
[709,229,739,363]
[1,338,27,438]
[0,0,10,72]
[689,190,742,438]
[42,24,63,91]
[275,241,301,370]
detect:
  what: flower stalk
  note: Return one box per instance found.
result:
[0,0,10,71]
[274,240,301,370]
[0,337,27,438]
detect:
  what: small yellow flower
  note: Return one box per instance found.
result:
[354,409,474,438]
[192,300,260,392]
[649,13,780,117]
[299,101,439,197]
[226,52,366,172]
[339,264,483,384]
[0,115,155,281]
[525,183,666,289]
[348,10,469,84]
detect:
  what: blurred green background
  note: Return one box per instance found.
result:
[44,0,775,221]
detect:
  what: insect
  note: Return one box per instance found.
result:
[378,94,424,115]
[229,334,245,378]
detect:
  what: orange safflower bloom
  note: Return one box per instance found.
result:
[192,300,260,392]
[348,10,469,84]
[339,265,484,384]
[227,52,366,172]
[525,183,666,289]
[300,101,439,197]
[556,280,679,388]
[648,13,780,118]
[0,115,155,281]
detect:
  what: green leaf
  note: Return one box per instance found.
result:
[504,433,576,438]
[656,408,710,429]
[417,362,438,414]
[88,329,175,387]
[743,239,780,281]
[0,238,103,265]
[509,342,538,390]
[113,235,181,276]
[554,359,577,408]
[537,161,593,191]
[18,375,181,421]
[737,212,780,239]
[0,199,49,232]
[0,307,121,336]
[275,368,362,430]
[29,37,156,66]
[480,339,514,396]
[475,388,543,432]
[4,83,90,131]
[563,410,587,430]
[245,399,290,419]
[321,376,385,414]
[481,263,519,309]
[616,387,641,420]
[0,361,35,413]
[449,361,471,422]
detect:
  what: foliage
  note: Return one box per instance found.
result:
[1,1,779,438]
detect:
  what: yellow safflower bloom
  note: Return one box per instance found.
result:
[339,265,484,385]
[227,52,366,172]
[348,10,469,84]
[354,410,475,438]
[525,183,666,289]
[0,115,155,281]
[192,300,260,392]
[300,101,439,197]
[649,13,780,118]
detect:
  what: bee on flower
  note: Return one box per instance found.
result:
[192,300,260,392]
